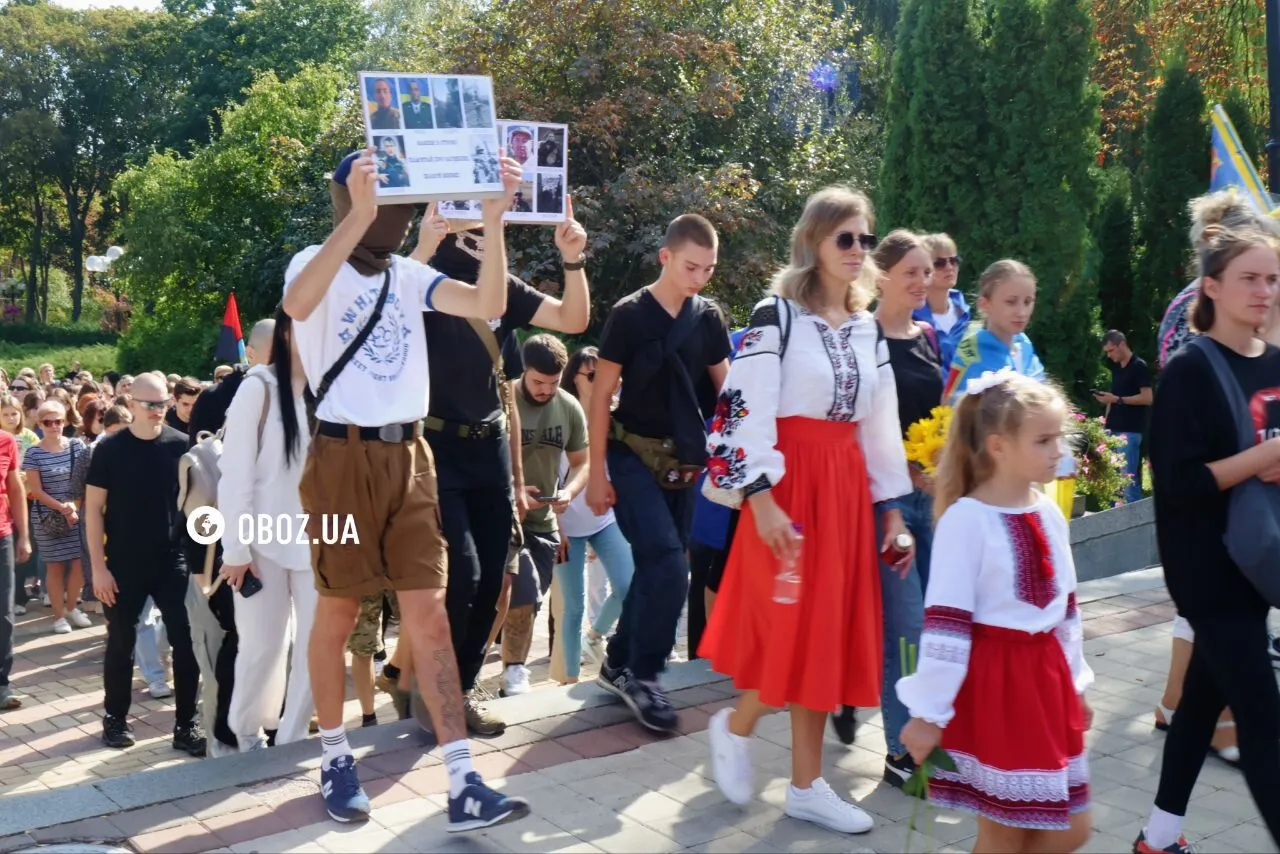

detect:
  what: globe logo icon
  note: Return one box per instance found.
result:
[187,505,226,546]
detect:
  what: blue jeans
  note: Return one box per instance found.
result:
[604,444,694,681]
[133,597,168,685]
[556,522,635,680]
[879,488,932,757]
[1116,431,1143,504]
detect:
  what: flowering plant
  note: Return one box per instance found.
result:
[903,406,952,476]
[1071,413,1130,508]
[900,637,956,853]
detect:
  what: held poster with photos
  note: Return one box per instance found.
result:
[358,71,504,204]
[438,120,569,225]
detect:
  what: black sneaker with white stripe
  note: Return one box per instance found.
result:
[597,663,678,731]
[884,752,919,794]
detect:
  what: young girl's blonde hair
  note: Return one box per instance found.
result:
[934,372,1069,522]
[974,259,1036,322]
[771,186,879,313]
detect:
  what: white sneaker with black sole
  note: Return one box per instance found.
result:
[709,708,753,804]
[785,777,874,834]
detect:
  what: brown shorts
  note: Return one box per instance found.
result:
[298,431,448,598]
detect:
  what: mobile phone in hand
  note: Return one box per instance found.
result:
[238,569,263,598]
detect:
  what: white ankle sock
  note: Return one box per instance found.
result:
[1145,806,1184,849]
[443,739,474,797]
[319,726,351,770]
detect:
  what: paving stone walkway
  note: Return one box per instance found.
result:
[2,569,1277,853]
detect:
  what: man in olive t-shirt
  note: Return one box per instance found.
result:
[500,335,588,695]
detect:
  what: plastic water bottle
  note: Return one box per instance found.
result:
[772,523,804,605]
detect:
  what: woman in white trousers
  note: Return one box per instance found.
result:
[218,309,317,749]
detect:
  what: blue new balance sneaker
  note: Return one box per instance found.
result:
[321,755,371,823]
[448,772,531,833]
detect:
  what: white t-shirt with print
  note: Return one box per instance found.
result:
[284,247,445,426]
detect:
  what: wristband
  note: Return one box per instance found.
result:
[563,257,586,271]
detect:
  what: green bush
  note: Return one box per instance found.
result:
[117,311,221,379]
[0,343,119,381]
[0,323,121,347]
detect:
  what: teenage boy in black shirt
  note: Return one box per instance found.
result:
[1096,329,1153,504]
[586,214,732,731]
[397,200,589,735]
[85,373,206,755]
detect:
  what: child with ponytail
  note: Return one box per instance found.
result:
[897,369,1094,853]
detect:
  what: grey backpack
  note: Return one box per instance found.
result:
[1191,335,1280,606]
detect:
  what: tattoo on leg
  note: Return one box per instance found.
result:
[432,648,466,738]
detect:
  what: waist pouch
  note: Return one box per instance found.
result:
[612,421,701,491]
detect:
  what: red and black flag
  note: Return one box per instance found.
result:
[215,292,246,364]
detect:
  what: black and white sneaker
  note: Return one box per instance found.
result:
[623,679,678,732]
[1269,633,1280,669]
[596,661,631,700]
[883,752,918,793]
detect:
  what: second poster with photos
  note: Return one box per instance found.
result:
[440,121,569,224]
[358,71,503,204]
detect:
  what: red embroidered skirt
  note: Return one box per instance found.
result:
[931,624,1089,831]
[698,416,882,711]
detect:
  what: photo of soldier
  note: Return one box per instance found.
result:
[398,78,433,130]
[375,136,411,188]
[434,78,464,129]
[538,127,564,168]
[462,78,494,128]
[365,77,402,130]
[537,173,564,215]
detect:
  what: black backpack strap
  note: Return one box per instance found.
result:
[312,268,393,408]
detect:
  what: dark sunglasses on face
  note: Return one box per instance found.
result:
[933,255,962,269]
[834,231,877,252]
[580,370,596,382]
[41,419,63,427]
[135,399,170,412]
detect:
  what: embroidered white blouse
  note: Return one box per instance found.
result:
[704,296,912,504]
[895,494,1094,727]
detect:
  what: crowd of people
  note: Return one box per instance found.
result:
[1,149,1278,851]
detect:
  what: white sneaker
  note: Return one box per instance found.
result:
[67,608,92,629]
[785,777,874,834]
[501,664,531,697]
[709,708,754,805]
[42,594,51,607]
[51,618,71,634]
[148,681,173,699]
[238,734,269,752]
[14,605,25,616]
[582,633,605,667]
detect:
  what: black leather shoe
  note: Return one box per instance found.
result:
[173,724,208,757]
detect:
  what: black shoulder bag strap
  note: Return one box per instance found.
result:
[661,299,713,464]
[311,268,392,409]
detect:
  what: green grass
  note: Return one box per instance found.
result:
[0,342,119,383]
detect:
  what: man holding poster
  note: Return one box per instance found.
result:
[282,146,531,832]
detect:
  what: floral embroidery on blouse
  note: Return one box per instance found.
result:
[738,328,765,353]
[706,443,748,488]
[1004,511,1058,610]
[710,389,748,438]
[811,321,860,422]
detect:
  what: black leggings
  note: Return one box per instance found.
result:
[1155,612,1280,844]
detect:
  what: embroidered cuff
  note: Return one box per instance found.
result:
[744,475,772,498]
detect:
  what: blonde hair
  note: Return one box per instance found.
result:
[771,186,879,313]
[934,372,1069,522]
[872,230,926,275]
[0,394,21,436]
[975,259,1037,322]
[36,399,67,424]
[1188,189,1280,249]
[921,233,957,257]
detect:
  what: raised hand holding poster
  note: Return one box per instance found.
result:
[439,120,569,225]
[358,71,505,205]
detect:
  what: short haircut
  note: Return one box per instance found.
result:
[921,233,958,256]
[523,333,569,376]
[663,214,718,253]
[174,377,202,399]
[104,405,132,429]
[1101,330,1127,346]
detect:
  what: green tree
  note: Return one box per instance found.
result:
[1132,57,1208,359]
[1094,167,1136,335]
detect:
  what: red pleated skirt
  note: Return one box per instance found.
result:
[698,416,882,711]
[931,624,1089,831]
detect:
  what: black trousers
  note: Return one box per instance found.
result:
[1155,611,1280,844]
[686,510,739,661]
[103,559,198,728]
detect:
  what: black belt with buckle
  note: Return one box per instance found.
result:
[316,420,422,442]
[422,415,504,440]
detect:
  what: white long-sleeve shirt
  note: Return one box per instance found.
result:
[704,297,911,504]
[218,365,311,571]
[895,494,1093,727]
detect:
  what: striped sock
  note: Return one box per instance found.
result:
[443,740,474,797]
[319,726,351,771]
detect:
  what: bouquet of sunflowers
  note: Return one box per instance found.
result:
[904,405,952,476]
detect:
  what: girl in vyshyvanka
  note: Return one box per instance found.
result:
[699,186,914,835]
[898,369,1094,853]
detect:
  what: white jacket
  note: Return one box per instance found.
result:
[218,365,311,570]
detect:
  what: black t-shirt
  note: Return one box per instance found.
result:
[187,367,249,449]
[598,288,732,439]
[165,407,190,437]
[1106,355,1153,435]
[1150,340,1280,618]
[85,425,189,568]
[884,326,943,438]
[423,277,544,425]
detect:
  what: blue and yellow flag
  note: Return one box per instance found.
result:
[1209,104,1272,213]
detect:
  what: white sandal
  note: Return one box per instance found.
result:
[1156,704,1240,766]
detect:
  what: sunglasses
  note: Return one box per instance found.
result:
[579,370,596,382]
[933,255,963,269]
[134,399,170,412]
[834,231,877,252]
[41,419,64,428]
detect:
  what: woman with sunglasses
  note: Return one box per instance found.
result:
[22,400,90,634]
[550,346,636,683]
[701,187,913,834]
[913,234,970,368]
